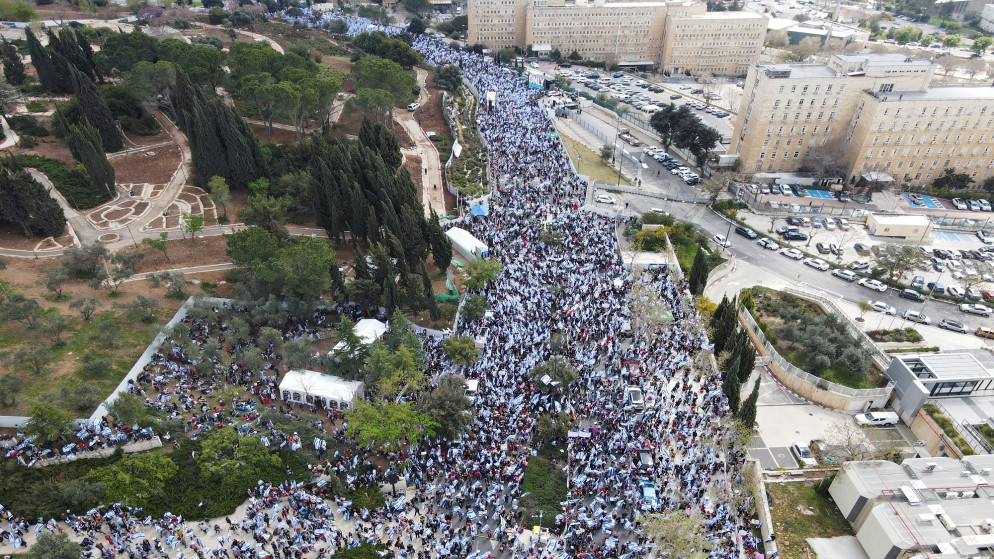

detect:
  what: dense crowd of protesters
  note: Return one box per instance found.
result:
[0,12,764,559]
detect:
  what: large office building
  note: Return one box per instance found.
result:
[468,0,766,73]
[730,53,994,185]
[660,11,768,76]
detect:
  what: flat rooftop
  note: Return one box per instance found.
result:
[759,63,838,79]
[870,213,931,226]
[901,352,994,382]
[875,86,994,103]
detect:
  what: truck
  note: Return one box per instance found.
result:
[617,128,642,147]
[445,227,490,262]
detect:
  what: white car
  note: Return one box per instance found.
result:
[858,278,888,292]
[758,238,779,250]
[939,318,969,334]
[671,167,691,175]
[947,286,966,299]
[850,259,870,271]
[595,194,618,204]
[407,102,420,111]
[803,258,830,271]
[824,217,836,230]
[869,300,897,315]
[832,269,858,282]
[712,234,730,248]
[960,303,993,317]
[838,218,851,230]
[791,442,817,467]
[902,309,931,324]
[780,247,804,260]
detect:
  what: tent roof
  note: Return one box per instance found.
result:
[354,319,387,345]
[471,205,490,217]
[279,370,363,402]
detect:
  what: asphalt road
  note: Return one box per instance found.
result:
[607,192,993,332]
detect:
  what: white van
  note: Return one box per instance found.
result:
[464,379,478,404]
[854,411,899,427]
[640,105,659,114]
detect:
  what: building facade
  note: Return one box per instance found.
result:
[469,0,761,73]
[660,11,767,76]
[982,3,994,33]
[728,53,994,184]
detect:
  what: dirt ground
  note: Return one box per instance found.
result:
[0,224,73,251]
[133,234,232,273]
[111,144,182,185]
[252,123,300,145]
[415,73,449,138]
[9,135,75,166]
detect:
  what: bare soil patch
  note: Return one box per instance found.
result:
[111,144,181,185]
[252,123,300,145]
[0,223,73,251]
[134,235,232,273]
[121,124,171,148]
[415,73,448,137]
[403,154,423,192]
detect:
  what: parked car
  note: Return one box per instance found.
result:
[911,276,925,290]
[639,480,658,506]
[816,242,832,254]
[803,258,830,271]
[854,243,871,254]
[977,327,994,339]
[899,289,926,302]
[626,386,645,410]
[947,286,966,299]
[960,303,993,317]
[758,238,779,250]
[791,442,817,467]
[851,259,870,270]
[854,411,899,426]
[735,226,758,239]
[812,216,823,228]
[595,194,618,204]
[407,102,420,111]
[838,218,851,230]
[712,234,730,248]
[927,282,946,295]
[902,309,931,324]
[858,278,888,292]
[783,231,809,241]
[780,247,804,260]
[869,300,897,315]
[939,318,969,334]
[832,269,858,282]
[952,197,968,210]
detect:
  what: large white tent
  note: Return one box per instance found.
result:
[279,369,364,411]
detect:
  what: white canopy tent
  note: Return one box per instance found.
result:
[279,369,364,411]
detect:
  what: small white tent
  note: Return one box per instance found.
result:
[279,369,364,411]
[332,318,387,353]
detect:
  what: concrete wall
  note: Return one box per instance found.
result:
[909,409,965,459]
[739,312,891,411]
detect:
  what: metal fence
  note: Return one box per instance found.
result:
[931,401,994,455]
[782,286,892,372]
[739,305,893,400]
[735,188,871,218]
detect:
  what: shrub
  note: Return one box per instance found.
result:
[519,456,567,529]
[25,100,47,113]
[14,154,110,209]
[9,114,49,136]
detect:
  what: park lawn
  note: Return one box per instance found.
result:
[673,242,723,276]
[559,133,630,185]
[766,480,853,559]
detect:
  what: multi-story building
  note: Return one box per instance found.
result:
[982,3,994,33]
[731,53,938,179]
[660,11,767,76]
[468,0,761,73]
[524,0,702,67]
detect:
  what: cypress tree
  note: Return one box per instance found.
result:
[427,207,453,271]
[69,67,123,152]
[375,122,402,170]
[65,121,115,192]
[330,259,347,295]
[400,205,428,268]
[1,43,24,86]
[688,244,708,295]
[710,294,730,329]
[422,263,440,320]
[25,28,60,94]
[351,236,370,280]
[366,206,382,244]
[737,378,761,428]
[738,341,756,383]
[713,305,737,355]
[722,358,741,413]
[358,116,376,149]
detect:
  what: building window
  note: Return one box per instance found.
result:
[879,83,894,93]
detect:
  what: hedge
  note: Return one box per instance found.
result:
[15,154,111,209]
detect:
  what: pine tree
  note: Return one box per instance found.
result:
[688,243,708,295]
[375,122,402,170]
[65,121,115,193]
[710,294,730,330]
[737,378,760,428]
[358,116,376,149]
[400,205,428,268]
[68,67,123,152]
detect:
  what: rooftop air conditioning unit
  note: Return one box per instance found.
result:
[924,463,937,472]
